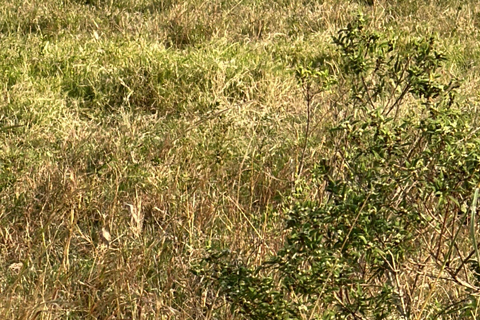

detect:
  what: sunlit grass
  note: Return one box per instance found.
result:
[1,0,480,318]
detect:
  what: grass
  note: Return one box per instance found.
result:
[2,0,480,319]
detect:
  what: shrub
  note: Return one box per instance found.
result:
[194,15,480,319]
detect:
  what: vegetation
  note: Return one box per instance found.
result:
[1,0,480,319]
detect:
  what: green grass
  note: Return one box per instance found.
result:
[2,0,480,319]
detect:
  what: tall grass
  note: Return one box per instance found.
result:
[1,0,480,319]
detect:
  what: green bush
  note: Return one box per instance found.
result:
[194,16,480,319]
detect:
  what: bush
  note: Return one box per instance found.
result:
[194,15,480,319]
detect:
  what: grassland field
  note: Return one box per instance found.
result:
[2,0,480,319]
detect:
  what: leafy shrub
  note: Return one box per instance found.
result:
[194,15,480,319]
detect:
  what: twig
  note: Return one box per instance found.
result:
[297,81,312,179]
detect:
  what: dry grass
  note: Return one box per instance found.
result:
[1,0,480,319]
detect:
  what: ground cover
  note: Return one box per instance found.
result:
[2,0,480,319]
